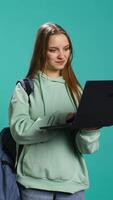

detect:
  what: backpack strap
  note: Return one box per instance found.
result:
[17,78,34,96]
[15,78,34,170]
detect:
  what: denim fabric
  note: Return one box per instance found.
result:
[19,184,84,200]
[55,190,84,200]
[0,145,21,200]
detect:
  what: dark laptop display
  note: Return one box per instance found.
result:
[40,80,113,130]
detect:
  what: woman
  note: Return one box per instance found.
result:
[9,22,100,200]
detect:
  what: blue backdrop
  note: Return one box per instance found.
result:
[0,0,113,199]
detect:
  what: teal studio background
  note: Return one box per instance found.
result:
[0,0,113,199]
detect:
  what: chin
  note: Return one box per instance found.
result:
[56,65,65,70]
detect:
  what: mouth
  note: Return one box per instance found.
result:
[55,60,65,65]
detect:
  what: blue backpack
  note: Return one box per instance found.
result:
[0,78,33,200]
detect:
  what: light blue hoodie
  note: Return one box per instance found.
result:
[9,71,100,193]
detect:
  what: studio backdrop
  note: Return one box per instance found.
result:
[0,0,113,199]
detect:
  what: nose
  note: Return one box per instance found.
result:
[57,50,65,59]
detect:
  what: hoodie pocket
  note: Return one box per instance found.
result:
[21,139,76,181]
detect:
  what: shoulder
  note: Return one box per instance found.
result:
[10,83,29,104]
[17,79,34,96]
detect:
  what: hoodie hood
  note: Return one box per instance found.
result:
[35,71,65,83]
[34,71,76,116]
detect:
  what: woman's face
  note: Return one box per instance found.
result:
[44,34,70,77]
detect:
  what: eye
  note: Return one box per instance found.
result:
[48,49,57,53]
[64,46,70,51]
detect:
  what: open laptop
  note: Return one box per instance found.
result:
[40,80,113,130]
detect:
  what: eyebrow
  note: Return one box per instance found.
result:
[48,44,70,49]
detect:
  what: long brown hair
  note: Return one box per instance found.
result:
[26,22,82,103]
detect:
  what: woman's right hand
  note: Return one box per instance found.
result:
[66,112,76,123]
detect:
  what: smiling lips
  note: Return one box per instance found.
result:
[55,60,65,65]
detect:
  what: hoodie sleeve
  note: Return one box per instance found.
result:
[75,129,100,154]
[72,86,100,154]
[9,83,68,145]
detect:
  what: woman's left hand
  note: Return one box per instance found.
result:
[81,126,102,131]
